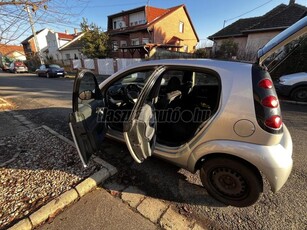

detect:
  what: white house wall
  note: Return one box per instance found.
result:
[46,31,60,60]
[58,39,69,47]
[12,51,26,61]
[246,31,280,54]
[60,50,82,60]
[36,28,49,53]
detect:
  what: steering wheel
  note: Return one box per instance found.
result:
[123,84,142,104]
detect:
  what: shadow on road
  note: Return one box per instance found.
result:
[3,106,224,210]
[97,138,224,208]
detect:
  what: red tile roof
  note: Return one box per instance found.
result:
[57,33,75,40]
[145,6,168,23]
[0,44,25,56]
[146,5,183,25]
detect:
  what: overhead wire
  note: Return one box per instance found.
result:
[223,0,274,27]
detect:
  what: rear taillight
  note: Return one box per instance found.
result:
[265,115,282,129]
[262,96,278,108]
[252,65,283,134]
[258,79,273,89]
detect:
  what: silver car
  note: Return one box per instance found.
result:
[69,17,306,207]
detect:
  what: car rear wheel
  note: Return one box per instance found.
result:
[291,87,307,102]
[200,156,263,207]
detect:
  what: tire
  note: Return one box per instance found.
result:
[46,72,50,78]
[290,87,307,102]
[200,156,263,207]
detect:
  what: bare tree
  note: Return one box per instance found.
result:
[0,0,89,45]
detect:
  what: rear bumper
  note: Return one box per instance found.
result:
[52,72,65,77]
[256,124,293,192]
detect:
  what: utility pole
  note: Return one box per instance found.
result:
[25,4,44,64]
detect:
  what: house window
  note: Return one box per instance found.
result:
[142,38,149,44]
[120,40,127,47]
[120,40,127,52]
[65,53,71,60]
[131,38,140,46]
[179,21,184,33]
[129,11,146,27]
[183,45,188,52]
[112,41,119,51]
[112,17,123,29]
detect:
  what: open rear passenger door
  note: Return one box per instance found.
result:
[69,70,105,167]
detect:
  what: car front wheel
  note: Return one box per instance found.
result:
[291,87,307,102]
[200,156,263,207]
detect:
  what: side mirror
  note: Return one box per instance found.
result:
[79,90,94,100]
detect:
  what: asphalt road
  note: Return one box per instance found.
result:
[1,72,306,229]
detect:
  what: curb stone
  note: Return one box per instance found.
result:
[115,184,204,229]
[8,125,118,230]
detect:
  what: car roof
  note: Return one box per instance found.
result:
[117,59,253,76]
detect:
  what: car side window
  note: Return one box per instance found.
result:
[40,65,45,70]
[194,72,219,86]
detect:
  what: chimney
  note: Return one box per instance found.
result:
[74,28,78,35]
[65,29,68,34]
[289,0,295,5]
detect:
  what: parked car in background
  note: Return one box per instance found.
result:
[9,61,28,73]
[1,63,10,72]
[36,64,66,78]
[275,72,307,102]
[68,17,306,207]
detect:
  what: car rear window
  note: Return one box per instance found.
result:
[49,65,61,68]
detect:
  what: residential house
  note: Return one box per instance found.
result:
[21,28,49,59]
[107,4,199,58]
[58,33,85,61]
[0,44,26,61]
[208,0,307,60]
[45,29,83,61]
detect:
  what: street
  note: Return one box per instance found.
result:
[0,72,306,229]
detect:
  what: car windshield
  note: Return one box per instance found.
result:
[49,64,61,68]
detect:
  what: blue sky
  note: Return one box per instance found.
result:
[33,0,307,47]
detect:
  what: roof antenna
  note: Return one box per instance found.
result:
[147,0,150,6]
